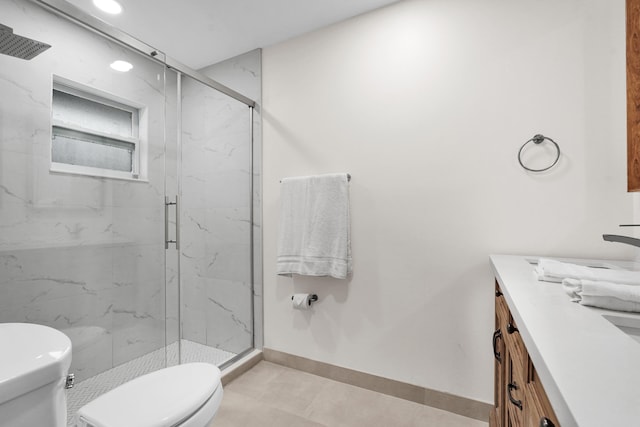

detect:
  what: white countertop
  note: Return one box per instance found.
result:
[490,255,640,427]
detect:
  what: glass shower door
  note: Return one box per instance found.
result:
[0,0,169,423]
[174,73,254,365]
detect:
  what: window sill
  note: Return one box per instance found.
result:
[50,163,149,183]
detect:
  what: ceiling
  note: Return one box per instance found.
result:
[63,0,401,69]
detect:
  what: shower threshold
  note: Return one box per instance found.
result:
[66,339,236,426]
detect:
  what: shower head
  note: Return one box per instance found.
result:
[0,23,51,60]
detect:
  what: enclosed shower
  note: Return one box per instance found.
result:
[0,0,262,424]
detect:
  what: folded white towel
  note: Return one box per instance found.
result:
[277,173,352,279]
[535,258,640,286]
[563,278,640,313]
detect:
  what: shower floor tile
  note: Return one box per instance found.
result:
[66,340,236,426]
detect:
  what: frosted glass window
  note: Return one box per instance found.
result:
[52,127,133,172]
[52,90,133,137]
[51,80,141,179]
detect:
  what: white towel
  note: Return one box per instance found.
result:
[277,173,352,279]
[535,258,640,286]
[563,278,640,313]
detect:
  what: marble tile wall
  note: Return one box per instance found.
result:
[200,50,264,352]
[178,50,262,354]
[0,0,168,382]
[179,78,252,353]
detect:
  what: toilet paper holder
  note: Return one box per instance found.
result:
[291,294,318,306]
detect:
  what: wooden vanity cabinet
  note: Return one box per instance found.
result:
[490,282,559,427]
[628,0,640,191]
[491,284,507,427]
[524,365,559,427]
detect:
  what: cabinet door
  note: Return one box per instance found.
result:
[492,279,560,427]
[506,347,525,427]
[524,383,559,427]
[628,0,640,191]
[507,407,523,427]
[493,282,507,427]
[524,383,543,427]
[490,409,498,427]
[526,360,560,427]
[504,313,527,378]
[492,326,505,427]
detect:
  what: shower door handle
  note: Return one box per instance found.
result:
[165,196,180,250]
[175,195,180,250]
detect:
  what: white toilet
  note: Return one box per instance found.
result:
[0,323,224,427]
[0,323,73,427]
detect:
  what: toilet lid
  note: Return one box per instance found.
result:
[77,363,221,427]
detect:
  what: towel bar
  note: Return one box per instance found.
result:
[518,134,560,172]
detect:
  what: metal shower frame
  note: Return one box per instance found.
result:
[29,0,255,108]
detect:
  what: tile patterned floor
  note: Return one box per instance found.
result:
[212,362,489,427]
[67,340,235,426]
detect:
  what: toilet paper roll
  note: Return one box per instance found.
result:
[292,293,313,310]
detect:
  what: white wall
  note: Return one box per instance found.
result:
[262,0,635,403]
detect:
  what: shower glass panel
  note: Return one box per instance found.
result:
[176,74,254,365]
[1,0,258,424]
[0,0,168,423]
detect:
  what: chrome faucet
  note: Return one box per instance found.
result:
[603,234,640,248]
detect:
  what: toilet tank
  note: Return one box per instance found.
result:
[0,323,72,427]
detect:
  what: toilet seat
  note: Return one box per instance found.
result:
[76,363,222,427]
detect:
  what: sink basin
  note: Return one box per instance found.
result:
[603,315,640,344]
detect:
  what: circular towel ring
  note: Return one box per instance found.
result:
[518,134,560,172]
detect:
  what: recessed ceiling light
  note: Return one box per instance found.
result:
[110,60,133,72]
[93,0,123,15]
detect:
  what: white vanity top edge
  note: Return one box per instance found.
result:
[490,254,640,427]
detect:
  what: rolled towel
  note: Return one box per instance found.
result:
[562,278,640,313]
[536,258,640,286]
